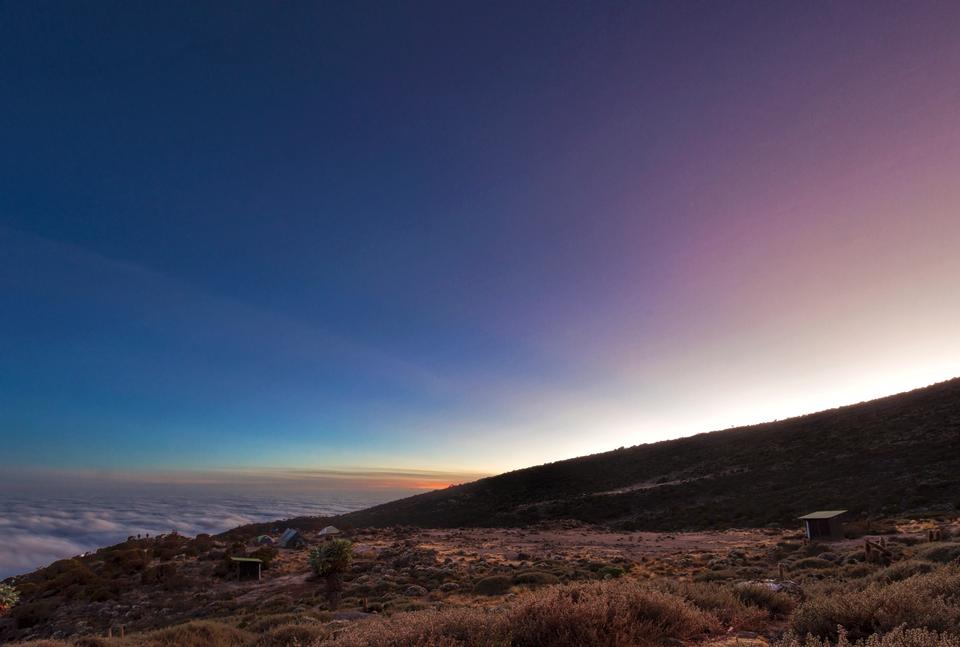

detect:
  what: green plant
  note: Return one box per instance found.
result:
[597,565,626,579]
[0,583,19,613]
[308,539,353,610]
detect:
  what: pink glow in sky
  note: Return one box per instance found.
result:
[2,2,959,478]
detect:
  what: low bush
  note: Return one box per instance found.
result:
[242,612,325,634]
[871,560,936,583]
[790,565,960,641]
[513,571,560,587]
[473,575,513,596]
[252,622,329,647]
[915,543,960,564]
[132,620,251,647]
[332,579,718,647]
[506,581,716,647]
[778,626,960,646]
[597,566,625,579]
[657,581,767,629]
[0,582,19,613]
[791,557,835,570]
[734,583,795,617]
[109,549,151,574]
[250,546,279,568]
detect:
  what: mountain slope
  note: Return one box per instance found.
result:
[333,378,960,531]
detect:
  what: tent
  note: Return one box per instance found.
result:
[278,528,306,548]
[318,525,341,537]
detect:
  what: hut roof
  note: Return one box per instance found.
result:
[229,557,263,563]
[319,525,341,535]
[798,510,847,520]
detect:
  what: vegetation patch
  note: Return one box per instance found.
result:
[473,575,513,596]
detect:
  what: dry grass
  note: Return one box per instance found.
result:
[790,565,960,641]
[330,579,717,647]
[11,622,250,647]
[778,626,960,646]
[250,623,329,647]
[655,581,769,629]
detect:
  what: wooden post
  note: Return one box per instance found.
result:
[120,626,125,638]
[107,628,112,638]
[778,562,785,579]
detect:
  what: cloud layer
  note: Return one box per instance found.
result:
[0,488,394,579]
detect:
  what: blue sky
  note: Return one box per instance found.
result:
[2,1,960,480]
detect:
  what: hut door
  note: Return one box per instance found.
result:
[808,519,831,538]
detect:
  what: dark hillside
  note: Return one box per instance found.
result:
[333,378,960,530]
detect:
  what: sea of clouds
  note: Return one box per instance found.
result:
[0,489,394,579]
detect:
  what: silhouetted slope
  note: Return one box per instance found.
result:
[333,379,960,530]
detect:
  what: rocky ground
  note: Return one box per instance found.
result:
[2,517,959,645]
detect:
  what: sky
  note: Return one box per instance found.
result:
[2,1,960,486]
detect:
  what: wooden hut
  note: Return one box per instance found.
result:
[229,556,263,581]
[798,510,847,540]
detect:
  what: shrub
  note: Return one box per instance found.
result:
[252,622,329,647]
[513,571,560,587]
[109,549,151,573]
[332,606,510,647]
[243,612,324,633]
[473,575,513,596]
[734,583,795,617]
[872,560,936,583]
[0,583,19,613]
[790,565,960,641]
[791,557,835,570]
[915,543,960,564]
[332,579,718,647]
[250,546,279,568]
[802,543,831,557]
[778,626,960,646]
[309,539,354,610]
[506,581,717,647]
[597,566,626,579]
[657,581,767,629]
[130,620,251,647]
[309,539,354,578]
